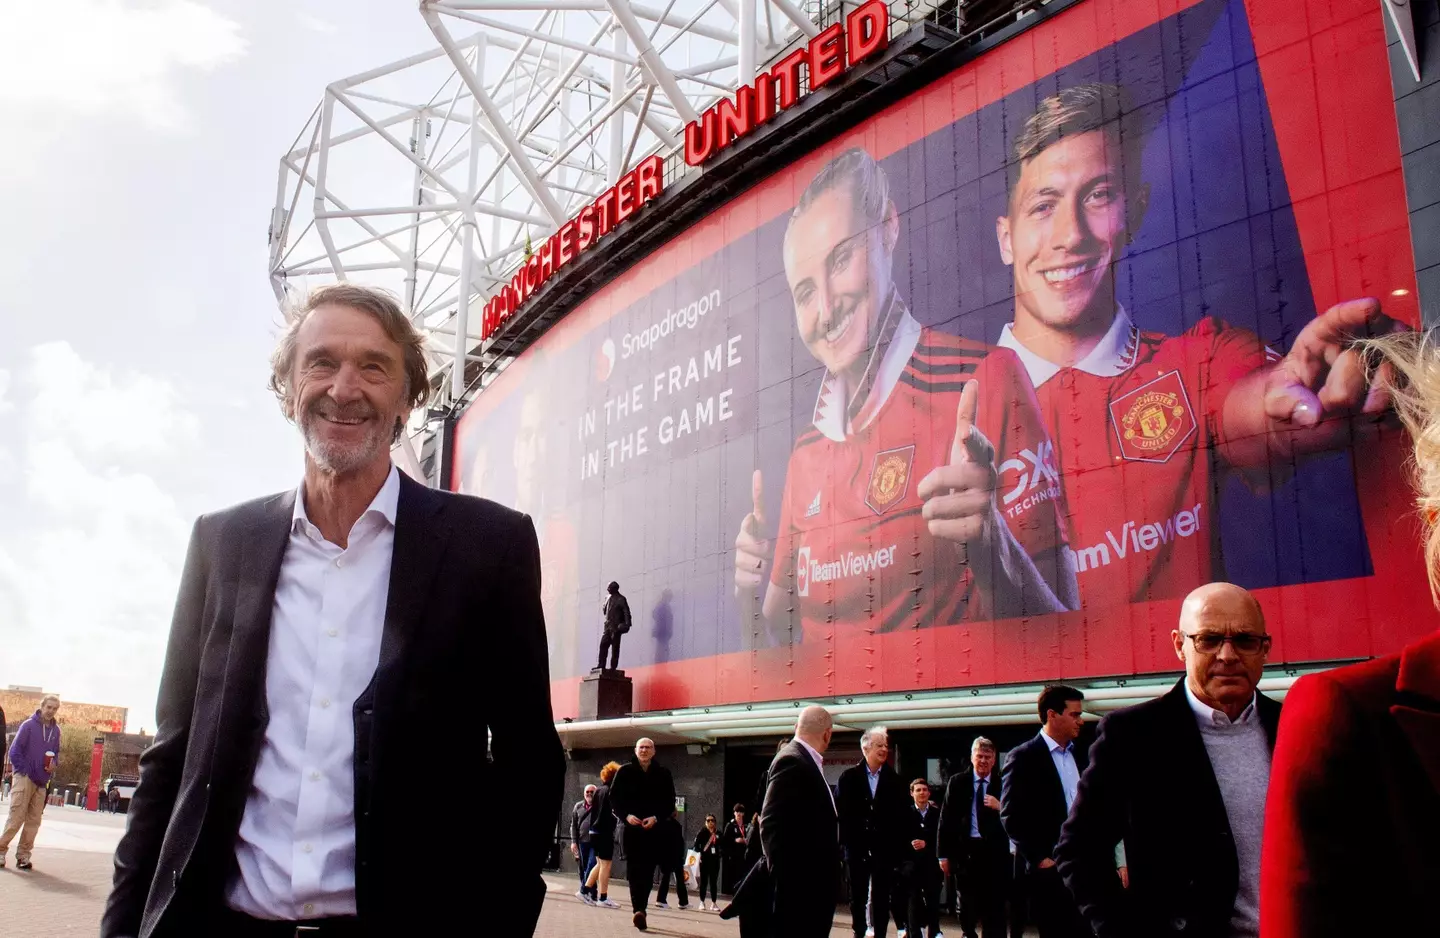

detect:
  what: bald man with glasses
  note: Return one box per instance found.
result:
[1056,583,1282,938]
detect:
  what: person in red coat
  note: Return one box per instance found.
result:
[1261,331,1440,937]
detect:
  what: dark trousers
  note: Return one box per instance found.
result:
[657,865,690,906]
[958,839,1008,938]
[578,843,597,894]
[847,853,894,938]
[698,856,720,902]
[597,630,623,670]
[1008,854,1028,938]
[899,860,941,937]
[1028,864,1086,938]
[623,826,659,912]
[773,868,836,938]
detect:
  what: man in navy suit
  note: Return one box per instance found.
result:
[1000,686,1088,938]
[898,779,942,938]
[939,737,1008,938]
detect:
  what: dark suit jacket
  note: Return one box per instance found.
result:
[1055,679,1281,938]
[1000,729,1088,870]
[937,769,1005,862]
[101,474,564,938]
[1261,632,1440,938]
[899,802,941,866]
[761,740,839,936]
[836,761,909,862]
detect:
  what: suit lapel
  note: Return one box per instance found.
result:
[369,475,451,724]
[1394,631,1440,798]
[218,492,295,777]
[1163,681,1231,831]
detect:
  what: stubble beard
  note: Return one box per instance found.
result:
[301,410,392,476]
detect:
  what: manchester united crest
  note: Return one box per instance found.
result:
[866,445,915,515]
[1109,370,1196,463]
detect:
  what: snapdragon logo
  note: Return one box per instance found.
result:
[619,288,721,358]
[796,544,898,597]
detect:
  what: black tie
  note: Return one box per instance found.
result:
[975,775,986,832]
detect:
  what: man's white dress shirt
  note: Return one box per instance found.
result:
[227,467,399,920]
[1041,727,1081,811]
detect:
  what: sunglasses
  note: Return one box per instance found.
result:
[1182,631,1270,655]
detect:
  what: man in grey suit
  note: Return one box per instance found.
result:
[101,283,564,938]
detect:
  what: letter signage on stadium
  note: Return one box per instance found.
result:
[454,0,1433,720]
[683,0,890,166]
[479,154,665,342]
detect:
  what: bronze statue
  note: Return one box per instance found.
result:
[596,581,632,671]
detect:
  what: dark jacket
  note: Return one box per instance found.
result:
[1261,631,1440,938]
[900,802,941,865]
[609,759,676,826]
[589,783,617,846]
[571,797,597,846]
[761,739,840,937]
[937,769,1005,861]
[722,818,748,858]
[1000,728,1089,870]
[836,760,910,862]
[1055,679,1282,938]
[101,475,564,938]
[694,826,722,857]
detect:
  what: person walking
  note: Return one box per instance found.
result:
[838,726,910,938]
[100,283,564,938]
[1057,583,1281,938]
[898,779,942,938]
[938,737,1009,938]
[762,705,841,938]
[583,762,623,909]
[1000,686,1089,938]
[571,784,599,902]
[0,695,61,871]
[609,738,677,930]
[655,812,691,911]
[693,814,723,911]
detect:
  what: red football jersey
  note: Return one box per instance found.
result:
[1029,316,1272,612]
[769,322,1069,644]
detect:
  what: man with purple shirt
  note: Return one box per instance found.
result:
[1,694,61,870]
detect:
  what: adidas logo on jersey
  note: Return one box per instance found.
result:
[805,492,822,518]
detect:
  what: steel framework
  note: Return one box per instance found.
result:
[266,0,1046,478]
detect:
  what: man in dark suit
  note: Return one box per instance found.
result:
[609,737,676,931]
[100,283,564,938]
[1000,685,1088,938]
[939,736,1008,938]
[761,705,839,938]
[897,779,941,938]
[837,726,909,938]
[722,803,749,894]
[1262,628,1440,937]
[1057,582,1282,938]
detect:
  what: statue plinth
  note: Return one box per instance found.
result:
[579,669,634,721]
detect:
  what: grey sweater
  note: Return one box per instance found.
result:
[1195,714,1271,938]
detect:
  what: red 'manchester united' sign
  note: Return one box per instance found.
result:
[684,0,889,166]
[480,154,664,341]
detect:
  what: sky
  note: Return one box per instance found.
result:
[0,0,441,732]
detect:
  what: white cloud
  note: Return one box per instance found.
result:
[0,368,12,414]
[297,11,338,34]
[0,342,199,731]
[0,0,247,131]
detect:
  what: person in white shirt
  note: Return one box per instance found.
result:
[102,283,563,938]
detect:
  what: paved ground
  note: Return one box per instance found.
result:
[0,805,982,937]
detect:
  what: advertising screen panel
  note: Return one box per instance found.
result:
[454,0,1433,718]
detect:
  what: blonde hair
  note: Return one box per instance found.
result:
[1362,330,1440,603]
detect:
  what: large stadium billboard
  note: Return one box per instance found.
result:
[454,0,1433,720]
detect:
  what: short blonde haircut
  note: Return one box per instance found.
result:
[269,283,431,425]
[1363,330,1440,603]
[40,694,60,708]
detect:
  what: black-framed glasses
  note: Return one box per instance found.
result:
[1182,631,1271,655]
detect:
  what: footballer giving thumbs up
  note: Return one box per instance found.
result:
[734,469,773,592]
[917,380,1001,549]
